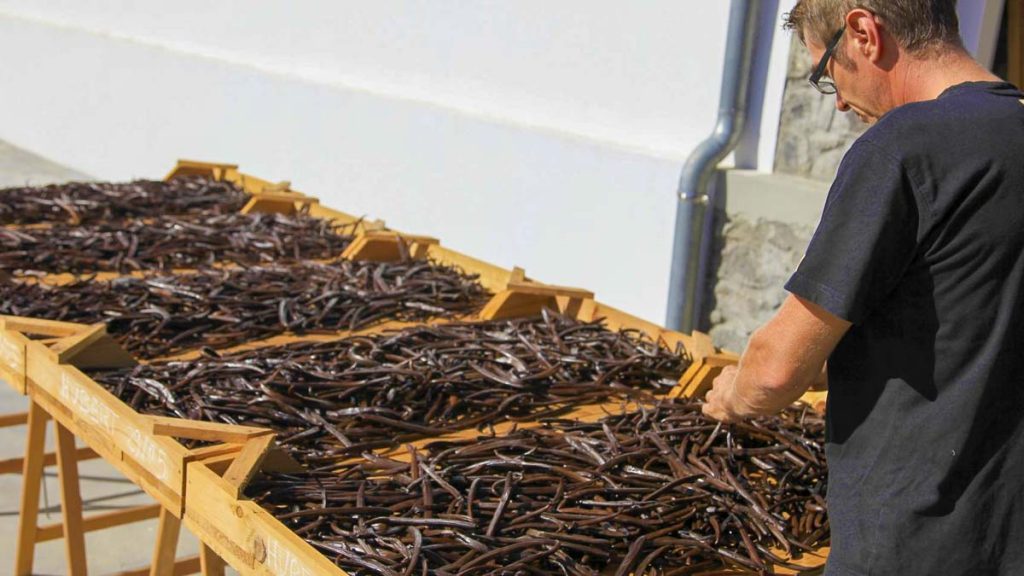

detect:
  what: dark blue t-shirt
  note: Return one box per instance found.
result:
[786,82,1024,575]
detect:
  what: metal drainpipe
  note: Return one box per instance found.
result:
[665,0,760,332]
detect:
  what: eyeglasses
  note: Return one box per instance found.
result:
[808,27,846,95]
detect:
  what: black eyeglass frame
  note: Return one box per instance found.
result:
[808,27,846,95]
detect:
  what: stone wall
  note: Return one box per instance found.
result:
[701,171,828,353]
[773,35,866,181]
[705,212,815,353]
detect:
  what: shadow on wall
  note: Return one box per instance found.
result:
[774,35,867,181]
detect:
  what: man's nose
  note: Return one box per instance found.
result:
[835,92,851,112]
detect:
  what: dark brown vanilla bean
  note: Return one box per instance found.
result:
[0,260,490,358]
[246,399,827,575]
[89,310,691,460]
[0,210,355,274]
[0,176,247,225]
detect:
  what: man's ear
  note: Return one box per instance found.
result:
[845,8,885,63]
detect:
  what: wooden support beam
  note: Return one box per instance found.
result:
[47,323,137,369]
[115,555,201,576]
[164,159,238,181]
[479,281,595,321]
[199,545,226,576]
[55,420,88,576]
[240,191,319,216]
[222,434,276,496]
[150,508,183,576]
[36,503,163,543]
[1,445,98,475]
[15,401,48,576]
[678,352,740,398]
[341,230,440,262]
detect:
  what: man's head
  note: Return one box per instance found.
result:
[785,0,966,123]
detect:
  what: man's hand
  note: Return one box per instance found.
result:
[700,295,851,423]
[702,365,759,423]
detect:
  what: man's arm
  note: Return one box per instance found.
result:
[702,294,851,422]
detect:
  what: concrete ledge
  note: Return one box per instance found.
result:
[720,169,829,228]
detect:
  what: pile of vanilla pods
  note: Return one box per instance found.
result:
[0,211,355,274]
[89,310,691,460]
[0,260,490,358]
[0,176,248,225]
[247,399,827,575]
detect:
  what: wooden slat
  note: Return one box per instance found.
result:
[15,401,48,576]
[55,420,88,576]
[35,503,163,543]
[1,315,86,338]
[115,555,201,576]
[149,415,272,444]
[0,411,28,427]
[0,445,99,475]
[183,443,245,462]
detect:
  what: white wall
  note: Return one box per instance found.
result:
[0,1,731,159]
[0,1,736,324]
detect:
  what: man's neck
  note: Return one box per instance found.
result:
[894,49,1003,106]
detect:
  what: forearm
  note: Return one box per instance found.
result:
[702,295,849,423]
[730,327,822,416]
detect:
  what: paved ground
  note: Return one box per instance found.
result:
[0,140,215,574]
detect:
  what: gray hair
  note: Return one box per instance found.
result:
[784,0,963,56]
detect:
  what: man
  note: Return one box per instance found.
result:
[701,1,1024,574]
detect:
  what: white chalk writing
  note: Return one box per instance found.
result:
[60,372,117,434]
[125,426,170,483]
[264,537,314,576]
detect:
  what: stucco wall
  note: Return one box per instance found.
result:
[0,1,738,325]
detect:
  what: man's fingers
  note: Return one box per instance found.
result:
[701,401,735,423]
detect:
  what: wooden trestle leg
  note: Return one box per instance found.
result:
[55,419,89,575]
[150,508,182,576]
[15,400,48,575]
[199,544,227,576]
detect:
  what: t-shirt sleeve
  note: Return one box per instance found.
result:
[785,140,923,324]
